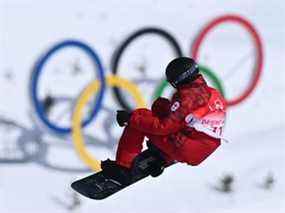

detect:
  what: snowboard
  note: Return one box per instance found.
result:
[71,149,170,200]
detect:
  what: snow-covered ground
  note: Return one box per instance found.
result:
[0,0,285,213]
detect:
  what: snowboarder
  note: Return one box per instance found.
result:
[101,57,227,184]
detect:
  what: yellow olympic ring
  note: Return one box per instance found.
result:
[72,75,147,172]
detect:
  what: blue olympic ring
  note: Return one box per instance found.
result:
[30,39,106,134]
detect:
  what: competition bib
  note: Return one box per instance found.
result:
[185,92,226,139]
[185,111,225,139]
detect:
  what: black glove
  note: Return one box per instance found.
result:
[116,110,131,127]
[147,144,167,177]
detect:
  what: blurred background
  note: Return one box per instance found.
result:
[0,0,285,212]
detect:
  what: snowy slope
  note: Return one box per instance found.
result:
[0,0,285,213]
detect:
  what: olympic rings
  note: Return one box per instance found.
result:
[111,27,183,111]
[191,14,264,106]
[30,39,106,134]
[30,16,264,137]
[72,75,147,172]
[153,64,225,99]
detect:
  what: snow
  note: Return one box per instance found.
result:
[0,0,285,212]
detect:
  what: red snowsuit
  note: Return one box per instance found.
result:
[116,75,227,168]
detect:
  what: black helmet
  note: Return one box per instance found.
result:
[165,57,199,88]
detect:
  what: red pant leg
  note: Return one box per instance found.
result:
[116,109,153,168]
[148,131,221,166]
[175,131,221,166]
[116,124,177,168]
[146,134,177,164]
[116,125,145,168]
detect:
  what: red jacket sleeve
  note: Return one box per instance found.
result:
[129,109,181,135]
[129,93,192,135]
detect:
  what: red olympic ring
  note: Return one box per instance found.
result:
[191,14,264,106]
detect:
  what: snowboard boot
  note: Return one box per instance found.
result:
[101,159,132,185]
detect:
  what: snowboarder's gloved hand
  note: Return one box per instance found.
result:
[151,97,171,119]
[116,110,131,127]
[131,146,167,178]
[149,159,166,177]
[148,145,167,177]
